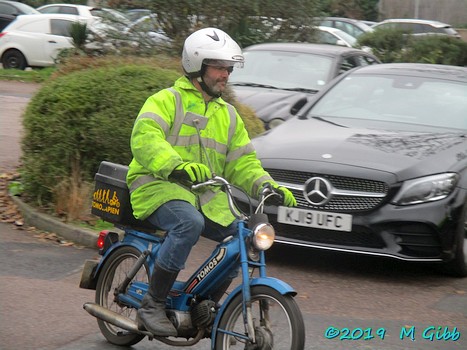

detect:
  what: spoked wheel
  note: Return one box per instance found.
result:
[215,285,305,349]
[95,246,150,346]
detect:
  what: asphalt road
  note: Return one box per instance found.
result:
[1,80,466,350]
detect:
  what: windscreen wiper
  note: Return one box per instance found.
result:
[282,87,320,94]
[230,82,280,89]
[310,115,347,128]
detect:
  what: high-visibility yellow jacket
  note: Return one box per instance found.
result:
[126,76,273,226]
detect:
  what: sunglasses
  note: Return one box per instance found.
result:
[206,65,234,74]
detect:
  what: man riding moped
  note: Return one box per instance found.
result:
[126,27,297,337]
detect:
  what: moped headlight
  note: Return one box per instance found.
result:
[252,223,275,251]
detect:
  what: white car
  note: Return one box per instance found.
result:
[317,17,374,38]
[37,3,164,47]
[315,26,373,53]
[373,18,461,39]
[315,26,359,47]
[36,3,96,17]
[37,3,131,30]
[0,13,91,69]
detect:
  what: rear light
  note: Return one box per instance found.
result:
[0,32,7,39]
[97,230,109,250]
[97,230,120,255]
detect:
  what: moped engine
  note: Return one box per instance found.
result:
[166,300,216,338]
[191,300,217,328]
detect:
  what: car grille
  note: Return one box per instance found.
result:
[266,168,389,213]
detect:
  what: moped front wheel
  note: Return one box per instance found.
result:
[215,285,305,349]
[95,246,150,346]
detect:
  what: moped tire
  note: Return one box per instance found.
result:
[95,246,150,346]
[215,285,305,349]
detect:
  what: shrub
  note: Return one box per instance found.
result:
[358,28,410,62]
[21,64,180,206]
[400,36,467,66]
[359,28,467,65]
[21,59,265,210]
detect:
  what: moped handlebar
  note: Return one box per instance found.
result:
[191,176,283,220]
[192,176,246,220]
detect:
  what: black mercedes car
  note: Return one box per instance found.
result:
[249,63,467,276]
[229,42,380,129]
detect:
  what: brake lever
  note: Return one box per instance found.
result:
[191,178,218,191]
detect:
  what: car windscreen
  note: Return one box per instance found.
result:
[229,50,334,91]
[306,73,467,130]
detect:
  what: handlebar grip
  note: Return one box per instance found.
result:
[261,183,283,206]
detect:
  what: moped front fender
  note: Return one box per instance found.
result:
[210,276,297,346]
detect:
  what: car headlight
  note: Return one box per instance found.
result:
[252,223,275,250]
[391,173,459,206]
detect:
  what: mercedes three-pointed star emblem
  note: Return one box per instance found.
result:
[303,177,333,206]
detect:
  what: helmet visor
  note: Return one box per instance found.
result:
[204,59,244,69]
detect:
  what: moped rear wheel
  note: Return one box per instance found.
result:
[95,246,150,346]
[215,285,305,349]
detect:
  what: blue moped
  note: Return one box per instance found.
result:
[80,161,305,349]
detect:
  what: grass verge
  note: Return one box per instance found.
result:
[0,67,55,83]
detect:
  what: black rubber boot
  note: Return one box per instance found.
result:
[137,264,179,337]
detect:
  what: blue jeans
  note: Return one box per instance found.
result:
[146,200,238,272]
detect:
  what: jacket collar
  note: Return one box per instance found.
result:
[174,76,227,105]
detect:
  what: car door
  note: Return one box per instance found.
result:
[14,17,74,66]
[43,18,74,64]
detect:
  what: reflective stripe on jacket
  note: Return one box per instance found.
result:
[126,76,273,226]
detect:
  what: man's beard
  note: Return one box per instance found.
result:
[209,79,227,96]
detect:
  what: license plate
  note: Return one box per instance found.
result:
[277,206,352,232]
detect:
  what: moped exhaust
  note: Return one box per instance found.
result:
[83,302,152,337]
[83,302,206,346]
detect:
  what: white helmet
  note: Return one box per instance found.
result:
[182,27,244,77]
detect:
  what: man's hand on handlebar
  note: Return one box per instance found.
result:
[262,182,297,207]
[170,162,211,184]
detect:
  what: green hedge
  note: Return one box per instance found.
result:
[359,28,467,65]
[21,63,264,206]
[21,65,179,204]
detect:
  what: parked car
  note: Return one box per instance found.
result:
[316,16,374,38]
[229,43,380,129]
[241,63,467,276]
[0,0,40,16]
[123,13,171,46]
[315,26,359,48]
[0,13,92,69]
[36,3,94,16]
[37,3,131,30]
[0,0,40,31]
[373,18,461,39]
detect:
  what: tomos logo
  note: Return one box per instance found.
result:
[185,248,226,293]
